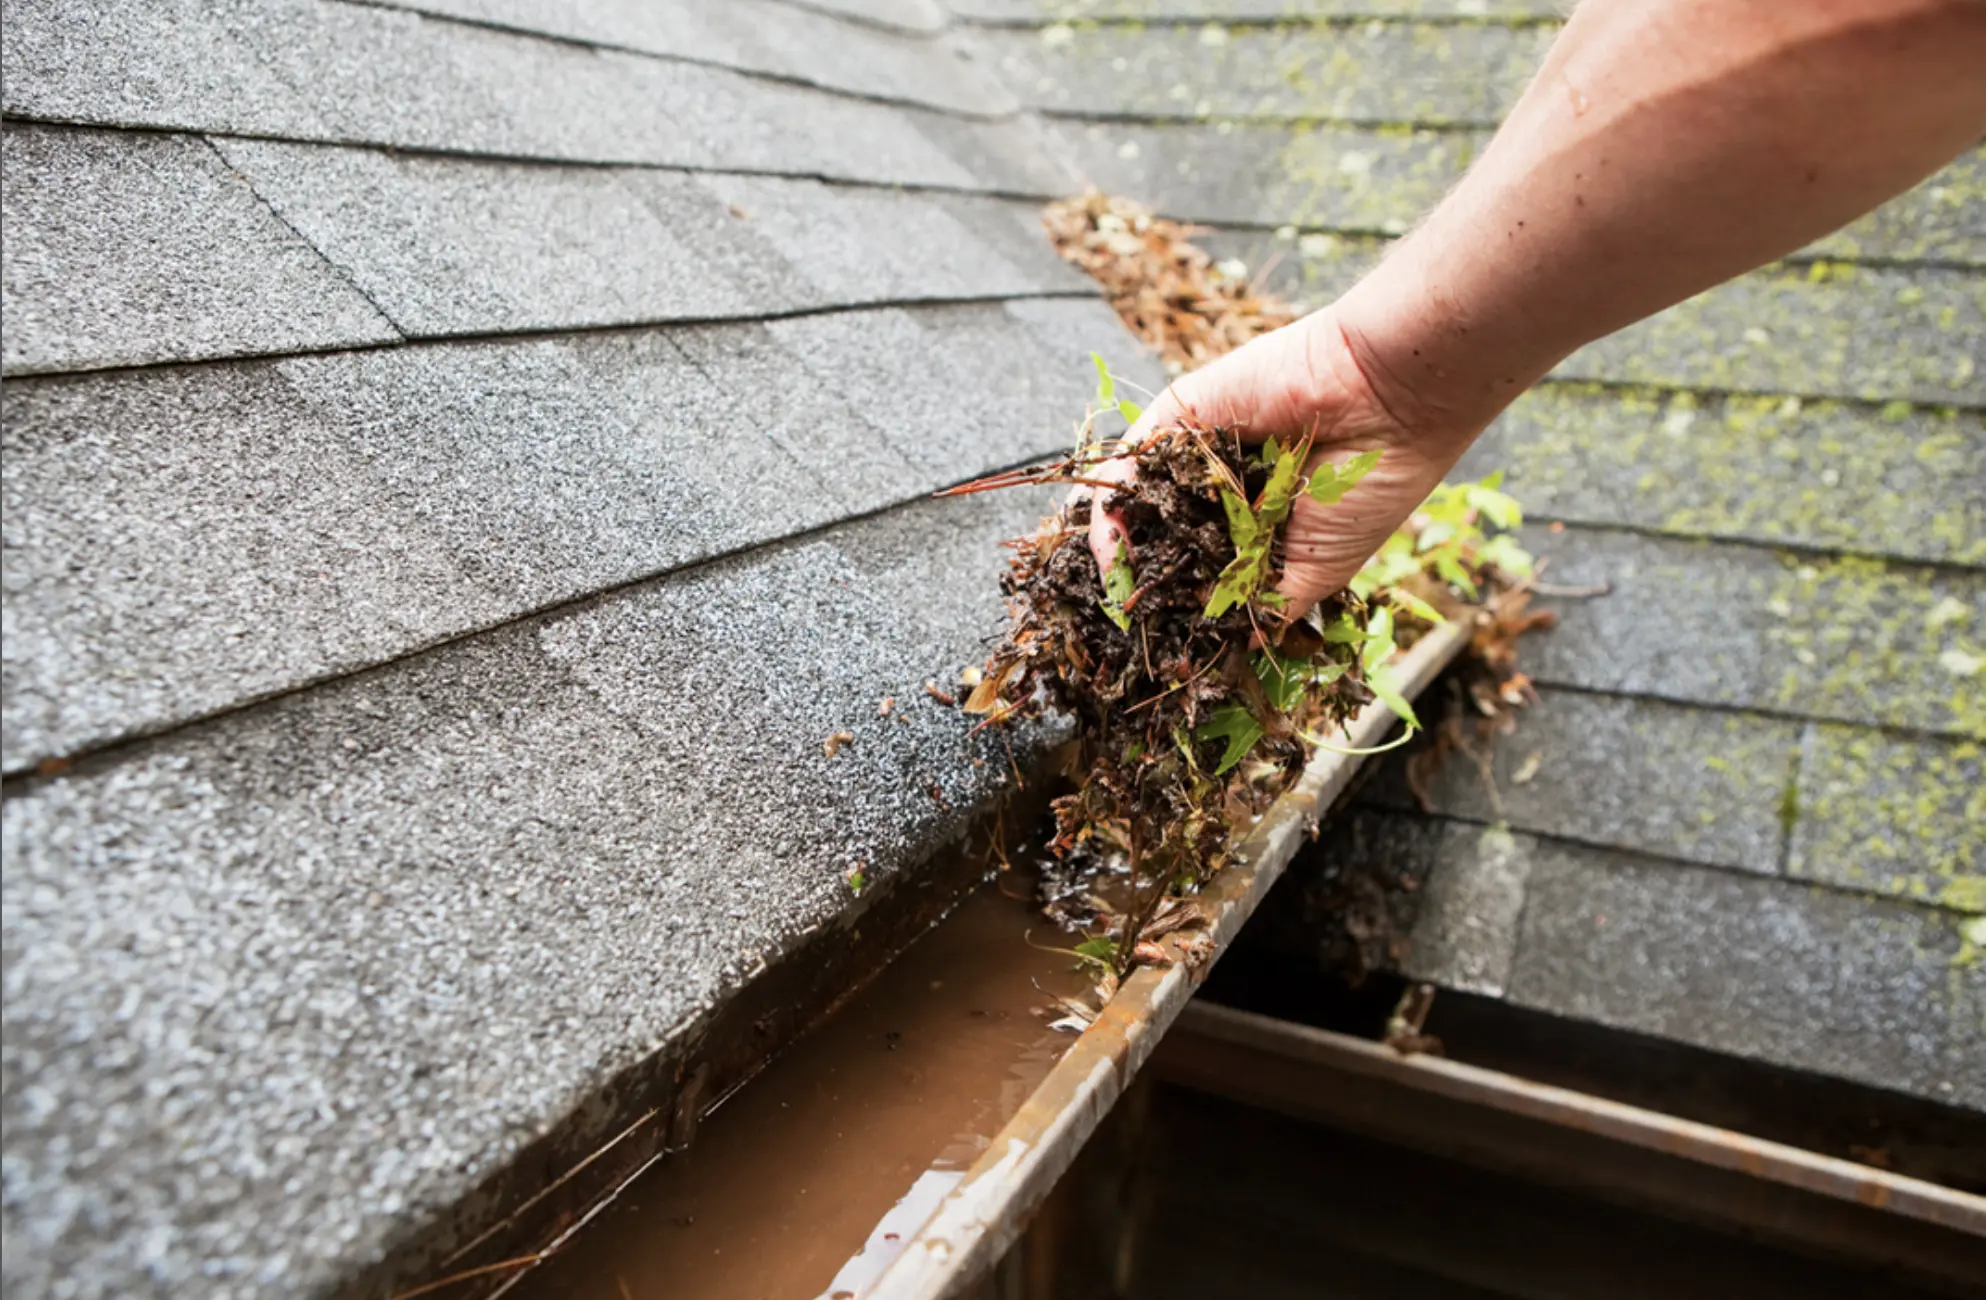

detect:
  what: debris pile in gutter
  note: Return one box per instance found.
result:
[1042,191,1298,374]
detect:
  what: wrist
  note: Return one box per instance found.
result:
[1331,240,1547,448]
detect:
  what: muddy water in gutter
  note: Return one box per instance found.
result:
[510,876,1090,1300]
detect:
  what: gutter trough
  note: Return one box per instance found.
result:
[856,616,1475,1299]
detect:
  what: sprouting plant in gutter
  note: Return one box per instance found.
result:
[938,355,1535,972]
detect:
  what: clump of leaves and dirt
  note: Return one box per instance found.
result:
[1043,191,1297,374]
[942,361,1535,981]
[941,191,1551,998]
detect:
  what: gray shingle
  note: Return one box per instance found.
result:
[207,141,1074,341]
[798,0,948,32]
[1788,725,1984,912]
[1456,386,1986,567]
[1245,237,1986,406]
[1503,833,1983,1107]
[1401,821,1533,997]
[209,139,768,336]
[910,108,1086,195]
[1,302,1147,770]
[666,320,923,515]
[0,125,397,374]
[367,0,1017,116]
[950,0,1565,18]
[1807,146,1986,266]
[1362,689,1800,875]
[1058,121,1985,268]
[1057,119,1473,236]
[0,0,327,138]
[0,487,1059,1300]
[1,0,1014,190]
[1564,265,1986,407]
[1000,293,1172,395]
[980,20,1554,125]
[693,173,1046,304]
[1523,528,1985,738]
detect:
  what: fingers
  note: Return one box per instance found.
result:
[1085,455,1137,576]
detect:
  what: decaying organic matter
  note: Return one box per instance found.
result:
[947,192,1542,977]
[944,397,1529,972]
[1043,192,1297,373]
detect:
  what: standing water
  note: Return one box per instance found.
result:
[510,873,1090,1299]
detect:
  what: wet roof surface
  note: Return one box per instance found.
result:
[2,0,1980,1295]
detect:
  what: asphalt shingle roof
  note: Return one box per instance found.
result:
[2,0,1980,1294]
[1,4,1155,1294]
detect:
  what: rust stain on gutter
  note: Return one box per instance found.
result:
[858,618,1475,1300]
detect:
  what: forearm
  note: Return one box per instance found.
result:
[1336,0,1986,439]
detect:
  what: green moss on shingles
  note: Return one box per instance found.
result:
[1263,121,1473,232]
[1563,265,1984,404]
[1788,725,1984,910]
[1466,387,1985,565]
[1762,557,1983,737]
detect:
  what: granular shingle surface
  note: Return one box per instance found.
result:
[3,6,1176,1286]
[4,0,1981,1294]
[1,125,397,373]
[2,490,1057,1300]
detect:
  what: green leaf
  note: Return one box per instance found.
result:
[1432,549,1479,598]
[1386,588,1447,624]
[1255,650,1347,712]
[1100,540,1135,631]
[1118,398,1143,425]
[1090,352,1116,408]
[1361,606,1396,673]
[1256,441,1310,528]
[1308,448,1383,505]
[1260,437,1282,467]
[1206,488,1270,619]
[1173,725,1199,771]
[1204,551,1264,619]
[1255,650,1307,712]
[1416,520,1458,552]
[1074,936,1117,966]
[1219,488,1261,551]
[1322,611,1368,644]
[1364,664,1421,729]
[1195,704,1265,775]
[1467,482,1523,530]
[1479,533,1534,577]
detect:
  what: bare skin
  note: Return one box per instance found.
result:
[1086,0,1986,614]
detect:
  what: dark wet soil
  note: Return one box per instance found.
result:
[508,878,1090,1300]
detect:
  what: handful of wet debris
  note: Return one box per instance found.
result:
[941,192,1547,976]
[943,379,1532,969]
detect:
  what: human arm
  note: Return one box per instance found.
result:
[1090,0,1986,612]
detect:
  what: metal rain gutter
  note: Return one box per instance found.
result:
[857,615,1475,1300]
[1158,1000,1986,1239]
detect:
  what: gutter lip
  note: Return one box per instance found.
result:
[1168,999,1986,1239]
[858,615,1475,1300]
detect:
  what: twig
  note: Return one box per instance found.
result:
[387,1249,564,1300]
[1527,579,1613,599]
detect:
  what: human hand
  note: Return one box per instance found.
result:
[1082,305,1483,619]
